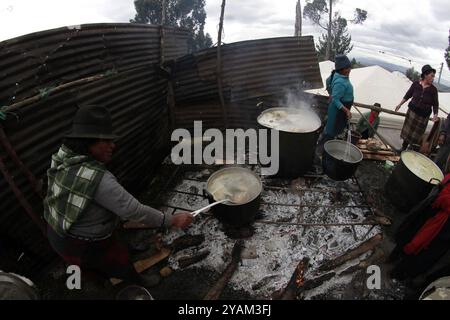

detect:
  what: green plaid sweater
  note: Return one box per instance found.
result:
[43,145,106,236]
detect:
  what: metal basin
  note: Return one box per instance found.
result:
[322,140,363,181]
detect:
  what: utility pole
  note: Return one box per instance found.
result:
[160,0,167,65]
[295,0,302,37]
[438,62,444,87]
[217,0,228,128]
[162,0,166,25]
[325,0,333,61]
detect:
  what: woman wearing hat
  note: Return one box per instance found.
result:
[43,105,193,287]
[395,65,440,150]
[321,54,354,144]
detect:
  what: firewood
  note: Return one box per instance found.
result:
[364,215,392,226]
[280,257,310,300]
[169,234,205,253]
[361,149,396,156]
[362,154,400,162]
[110,247,171,285]
[252,275,279,291]
[318,234,383,272]
[297,272,337,298]
[159,266,173,277]
[204,241,244,300]
[339,248,385,276]
[177,250,210,269]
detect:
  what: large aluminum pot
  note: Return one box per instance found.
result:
[257,107,322,178]
[204,167,262,227]
[322,140,363,181]
[0,272,38,300]
[385,151,444,212]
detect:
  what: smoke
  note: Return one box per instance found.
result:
[282,90,315,110]
[277,90,322,130]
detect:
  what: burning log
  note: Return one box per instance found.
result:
[204,241,244,300]
[280,257,310,300]
[318,234,383,272]
[177,250,210,269]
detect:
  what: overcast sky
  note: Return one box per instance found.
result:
[1,0,449,84]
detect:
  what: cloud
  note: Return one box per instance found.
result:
[0,0,136,41]
[0,0,448,83]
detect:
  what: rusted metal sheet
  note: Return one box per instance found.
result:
[171,36,322,104]
[0,23,189,107]
[173,93,327,131]
[0,26,323,276]
[0,23,188,274]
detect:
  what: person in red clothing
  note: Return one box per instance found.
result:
[390,174,450,280]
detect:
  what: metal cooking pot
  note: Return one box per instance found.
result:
[116,285,154,300]
[257,107,322,178]
[204,167,262,227]
[0,272,38,300]
[385,151,444,212]
[322,140,363,181]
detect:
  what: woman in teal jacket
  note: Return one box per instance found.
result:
[322,55,354,142]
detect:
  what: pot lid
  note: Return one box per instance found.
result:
[257,107,321,133]
[206,167,262,205]
[401,151,444,184]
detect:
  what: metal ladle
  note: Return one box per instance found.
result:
[190,199,231,217]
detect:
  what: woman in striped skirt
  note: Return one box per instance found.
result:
[395,65,440,150]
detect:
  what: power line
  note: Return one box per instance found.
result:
[353,44,442,68]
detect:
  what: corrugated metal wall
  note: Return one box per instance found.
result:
[171,36,323,130]
[173,92,327,131]
[171,36,322,104]
[0,23,189,276]
[0,27,323,277]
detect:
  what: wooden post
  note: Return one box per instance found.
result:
[325,0,332,60]
[217,0,228,129]
[160,0,167,65]
[295,1,302,37]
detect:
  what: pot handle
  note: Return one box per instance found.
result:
[203,189,215,202]
[429,178,441,185]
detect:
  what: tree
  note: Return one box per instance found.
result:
[130,0,213,53]
[446,29,450,70]
[406,67,420,82]
[315,14,353,61]
[351,57,365,69]
[303,0,367,61]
